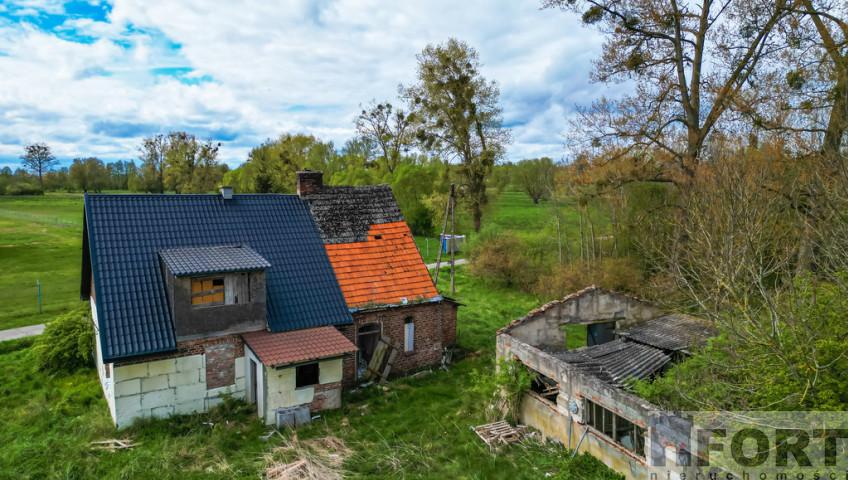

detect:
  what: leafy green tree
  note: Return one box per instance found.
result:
[403,38,511,232]
[136,134,168,193]
[20,142,58,193]
[163,132,222,194]
[234,133,338,193]
[69,157,109,192]
[514,157,555,204]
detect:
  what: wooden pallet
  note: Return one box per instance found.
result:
[90,438,138,451]
[473,421,528,449]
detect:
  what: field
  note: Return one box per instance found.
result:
[0,194,86,330]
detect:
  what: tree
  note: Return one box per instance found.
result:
[137,134,168,193]
[355,101,416,173]
[231,133,337,193]
[69,157,109,192]
[20,142,58,193]
[403,38,511,232]
[544,0,789,183]
[514,157,555,204]
[163,132,222,194]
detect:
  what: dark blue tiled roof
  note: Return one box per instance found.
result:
[84,194,353,362]
[159,245,271,277]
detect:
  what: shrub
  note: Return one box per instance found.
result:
[470,357,534,423]
[29,307,95,373]
[6,182,41,195]
[533,257,644,300]
[467,228,536,289]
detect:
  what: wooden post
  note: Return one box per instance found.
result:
[450,183,456,295]
[433,183,454,287]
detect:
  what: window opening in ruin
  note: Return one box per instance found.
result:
[584,399,646,457]
[560,324,587,349]
[356,323,381,378]
[587,321,617,346]
[529,370,559,402]
[296,362,319,388]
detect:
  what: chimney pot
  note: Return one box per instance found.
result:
[296,170,323,198]
[219,185,233,200]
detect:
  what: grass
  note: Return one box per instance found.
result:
[0,269,621,480]
[0,196,86,330]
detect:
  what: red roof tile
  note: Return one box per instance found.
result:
[324,221,439,308]
[242,326,357,366]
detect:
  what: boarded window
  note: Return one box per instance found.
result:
[191,278,225,306]
[296,362,320,388]
[584,399,646,457]
[191,273,249,307]
[404,317,414,352]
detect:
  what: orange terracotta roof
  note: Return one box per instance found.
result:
[324,221,439,308]
[242,326,357,366]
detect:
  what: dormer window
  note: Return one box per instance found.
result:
[191,277,225,306]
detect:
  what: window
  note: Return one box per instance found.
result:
[190,273,250,307]
[404,317,414,352]
[191,277,225,306]
[584,399,646,457]
[296,362,319,388]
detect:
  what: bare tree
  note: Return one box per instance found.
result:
[20,143,58,193]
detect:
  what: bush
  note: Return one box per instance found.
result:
[29,307,95,373]
[467,228,536,289]
[6,182,42,195]
[533,257,644,300]
[470,357,534,423]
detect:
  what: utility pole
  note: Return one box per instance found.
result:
[450,183,456,295]
[433,183,454,287]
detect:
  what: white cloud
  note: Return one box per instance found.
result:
[0,0,621,170]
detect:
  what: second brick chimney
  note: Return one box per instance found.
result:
[296,170,323,198]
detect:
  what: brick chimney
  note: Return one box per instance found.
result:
[296,170,323,198]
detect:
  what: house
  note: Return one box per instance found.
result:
[81,174,456,428]
[496,287,716,480]
[296,171,459,384]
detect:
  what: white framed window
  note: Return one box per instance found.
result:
[404,317,414,352]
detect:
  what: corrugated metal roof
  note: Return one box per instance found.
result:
[242,326,357,366]
[616,314,716,351]
[159,245,271,276]
[83,194,353,362]
[549,339,671,386]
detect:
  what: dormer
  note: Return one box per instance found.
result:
[159,245,270,340]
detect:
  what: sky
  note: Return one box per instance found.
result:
[0,0,613,171]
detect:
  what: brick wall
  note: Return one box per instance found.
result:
[205,343,236,389]
[113,334,245,367]
[304,381,342,412]
[337,300,458,386]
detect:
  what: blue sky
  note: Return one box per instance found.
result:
[0,0,614,170]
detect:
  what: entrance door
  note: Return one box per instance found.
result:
[587,321,616,346]
[356,323,381,378]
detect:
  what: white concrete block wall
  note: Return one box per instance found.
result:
[262,358,343,424]
[90,298,116,421]
[110,353,246,428]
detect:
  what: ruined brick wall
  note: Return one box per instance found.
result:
[337,301,458,386]
[304,381,342,412]
[205,343,236,389]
